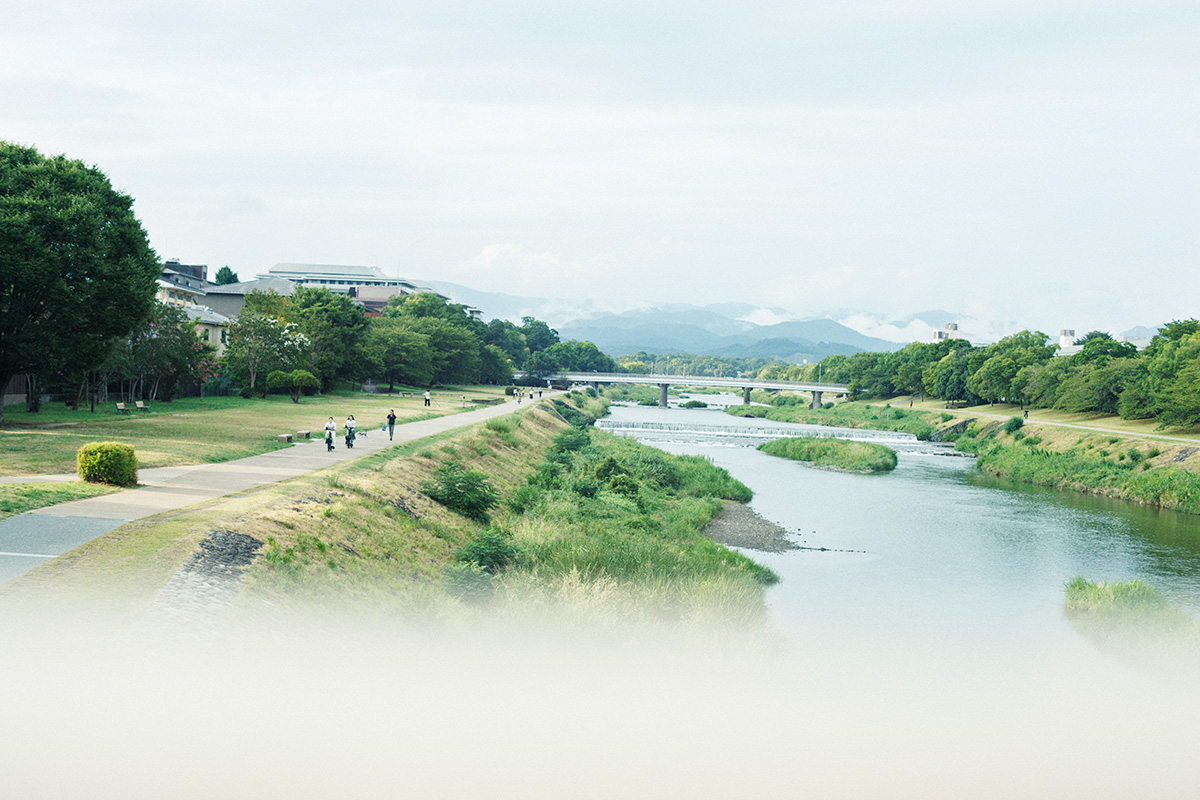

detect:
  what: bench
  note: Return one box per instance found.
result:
[277,433,294,443]
[115,403,129,413]
[297,430,311,440]
[135,401,150,411]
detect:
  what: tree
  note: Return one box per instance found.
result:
[484,318,529,368]
[214,266,239,285]
[398,317,481,384]
[520,316,559,353]
[289,286,370,386]
[366,319,434,391]
[267,369,320,403]
[222,311,308,394]
[0,142,160,422]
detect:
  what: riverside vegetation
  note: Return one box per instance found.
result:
[1064,577,1200,663]
[757,436,897,473]
[3,392,776,636]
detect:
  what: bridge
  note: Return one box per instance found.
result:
[546,372,849,408]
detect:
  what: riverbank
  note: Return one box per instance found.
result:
[1,392,775,640]
[702,502,797,552]
[728,395,1200,516]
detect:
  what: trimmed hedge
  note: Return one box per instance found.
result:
[76,441,139,486]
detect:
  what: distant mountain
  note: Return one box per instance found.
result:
[558,307,901,362]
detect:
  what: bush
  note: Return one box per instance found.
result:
[1003,417,1025,434]
[442,562,495,602]
[453,526,522,573]
[76,442,138,486]
[420,461,499,522]
[680,399,708,408]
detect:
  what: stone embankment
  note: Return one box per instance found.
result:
[127,530,262,638]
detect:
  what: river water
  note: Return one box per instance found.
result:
[600,394,1200,683]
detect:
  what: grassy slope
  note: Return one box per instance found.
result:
[730,393,1200,514]
[0,388,502,477]
[0,393,773,638]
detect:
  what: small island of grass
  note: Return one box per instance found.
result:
[757,436,898,473]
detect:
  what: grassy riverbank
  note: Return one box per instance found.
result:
[0,388,504,477]
[952,419,1200,515]
[2,392,774,637]
[757,436,897,473]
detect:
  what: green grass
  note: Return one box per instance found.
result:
[1064,577,1200,658]
[958,431,1200,515]
[0,388,503,477]
[729,398,936,441]
[757,436,897,473]
[0,481,122,520]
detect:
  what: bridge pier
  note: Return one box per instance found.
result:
[659,383,669,407]
[811,390,823,409]
[743,386,751,405]
[590,381,600,392]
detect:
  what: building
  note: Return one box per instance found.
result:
[185,305,232,357]
[158,266,208,309]
[255,263,478,317]
[202,277,299,319]
[932,322,960,342]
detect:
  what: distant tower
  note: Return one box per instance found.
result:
[1059,329,1075,348]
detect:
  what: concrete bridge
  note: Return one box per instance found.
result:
[547,372,849,408]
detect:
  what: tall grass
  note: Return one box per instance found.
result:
[1064,577,1200,656]
[758,436,897,473]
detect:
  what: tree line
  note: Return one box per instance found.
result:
[0,141,617,419]
[756,323,1200,428]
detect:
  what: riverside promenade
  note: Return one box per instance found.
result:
[0,395,538,584]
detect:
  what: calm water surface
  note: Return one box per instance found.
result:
[603,396,1200,681]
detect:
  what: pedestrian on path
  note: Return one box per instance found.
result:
[424,390,431,407]
[386,409,396,441]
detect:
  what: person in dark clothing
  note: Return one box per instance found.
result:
[386,409,396,441]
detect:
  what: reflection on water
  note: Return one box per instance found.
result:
[607,397,1200,678]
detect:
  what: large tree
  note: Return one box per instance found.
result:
[0,142,160,421]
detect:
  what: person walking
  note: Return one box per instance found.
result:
[324,416,336,452]
[345,414,356,448]
[424,390,431,407]
[386,409,396,441]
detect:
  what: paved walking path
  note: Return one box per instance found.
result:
[0,396,546,584]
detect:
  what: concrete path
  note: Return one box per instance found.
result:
[0,395,546,584]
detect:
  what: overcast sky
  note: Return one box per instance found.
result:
[4,1,1197,337]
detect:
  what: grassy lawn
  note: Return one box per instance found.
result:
[0,481,123,520]
[0,386,506,477]
[903,397,1200,442]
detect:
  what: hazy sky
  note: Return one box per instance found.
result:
[4,1,1197,335]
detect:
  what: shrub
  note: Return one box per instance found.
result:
[822,402,835,410]
[420,461,499,522]
[680,399,708,408]
[76,442,138,486]
[551,427,591,454]
[453,526,522,573]
[1147,446,1162,459]
[1003,417,1024,434]
[442,562,495,602]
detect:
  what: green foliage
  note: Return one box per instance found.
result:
[1064,577,1200,651]
[758,436,897,473]
[680,399,708,408]
[266,369,320,402]
[76,441,139,486]
[442,562,495,602]
[214,266,238,285]
[0,142,162,422]
[1003,416,1024,434]
[453,526,523,574]
[420,461,499,522]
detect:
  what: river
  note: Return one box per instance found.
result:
[599,394,1200,682]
